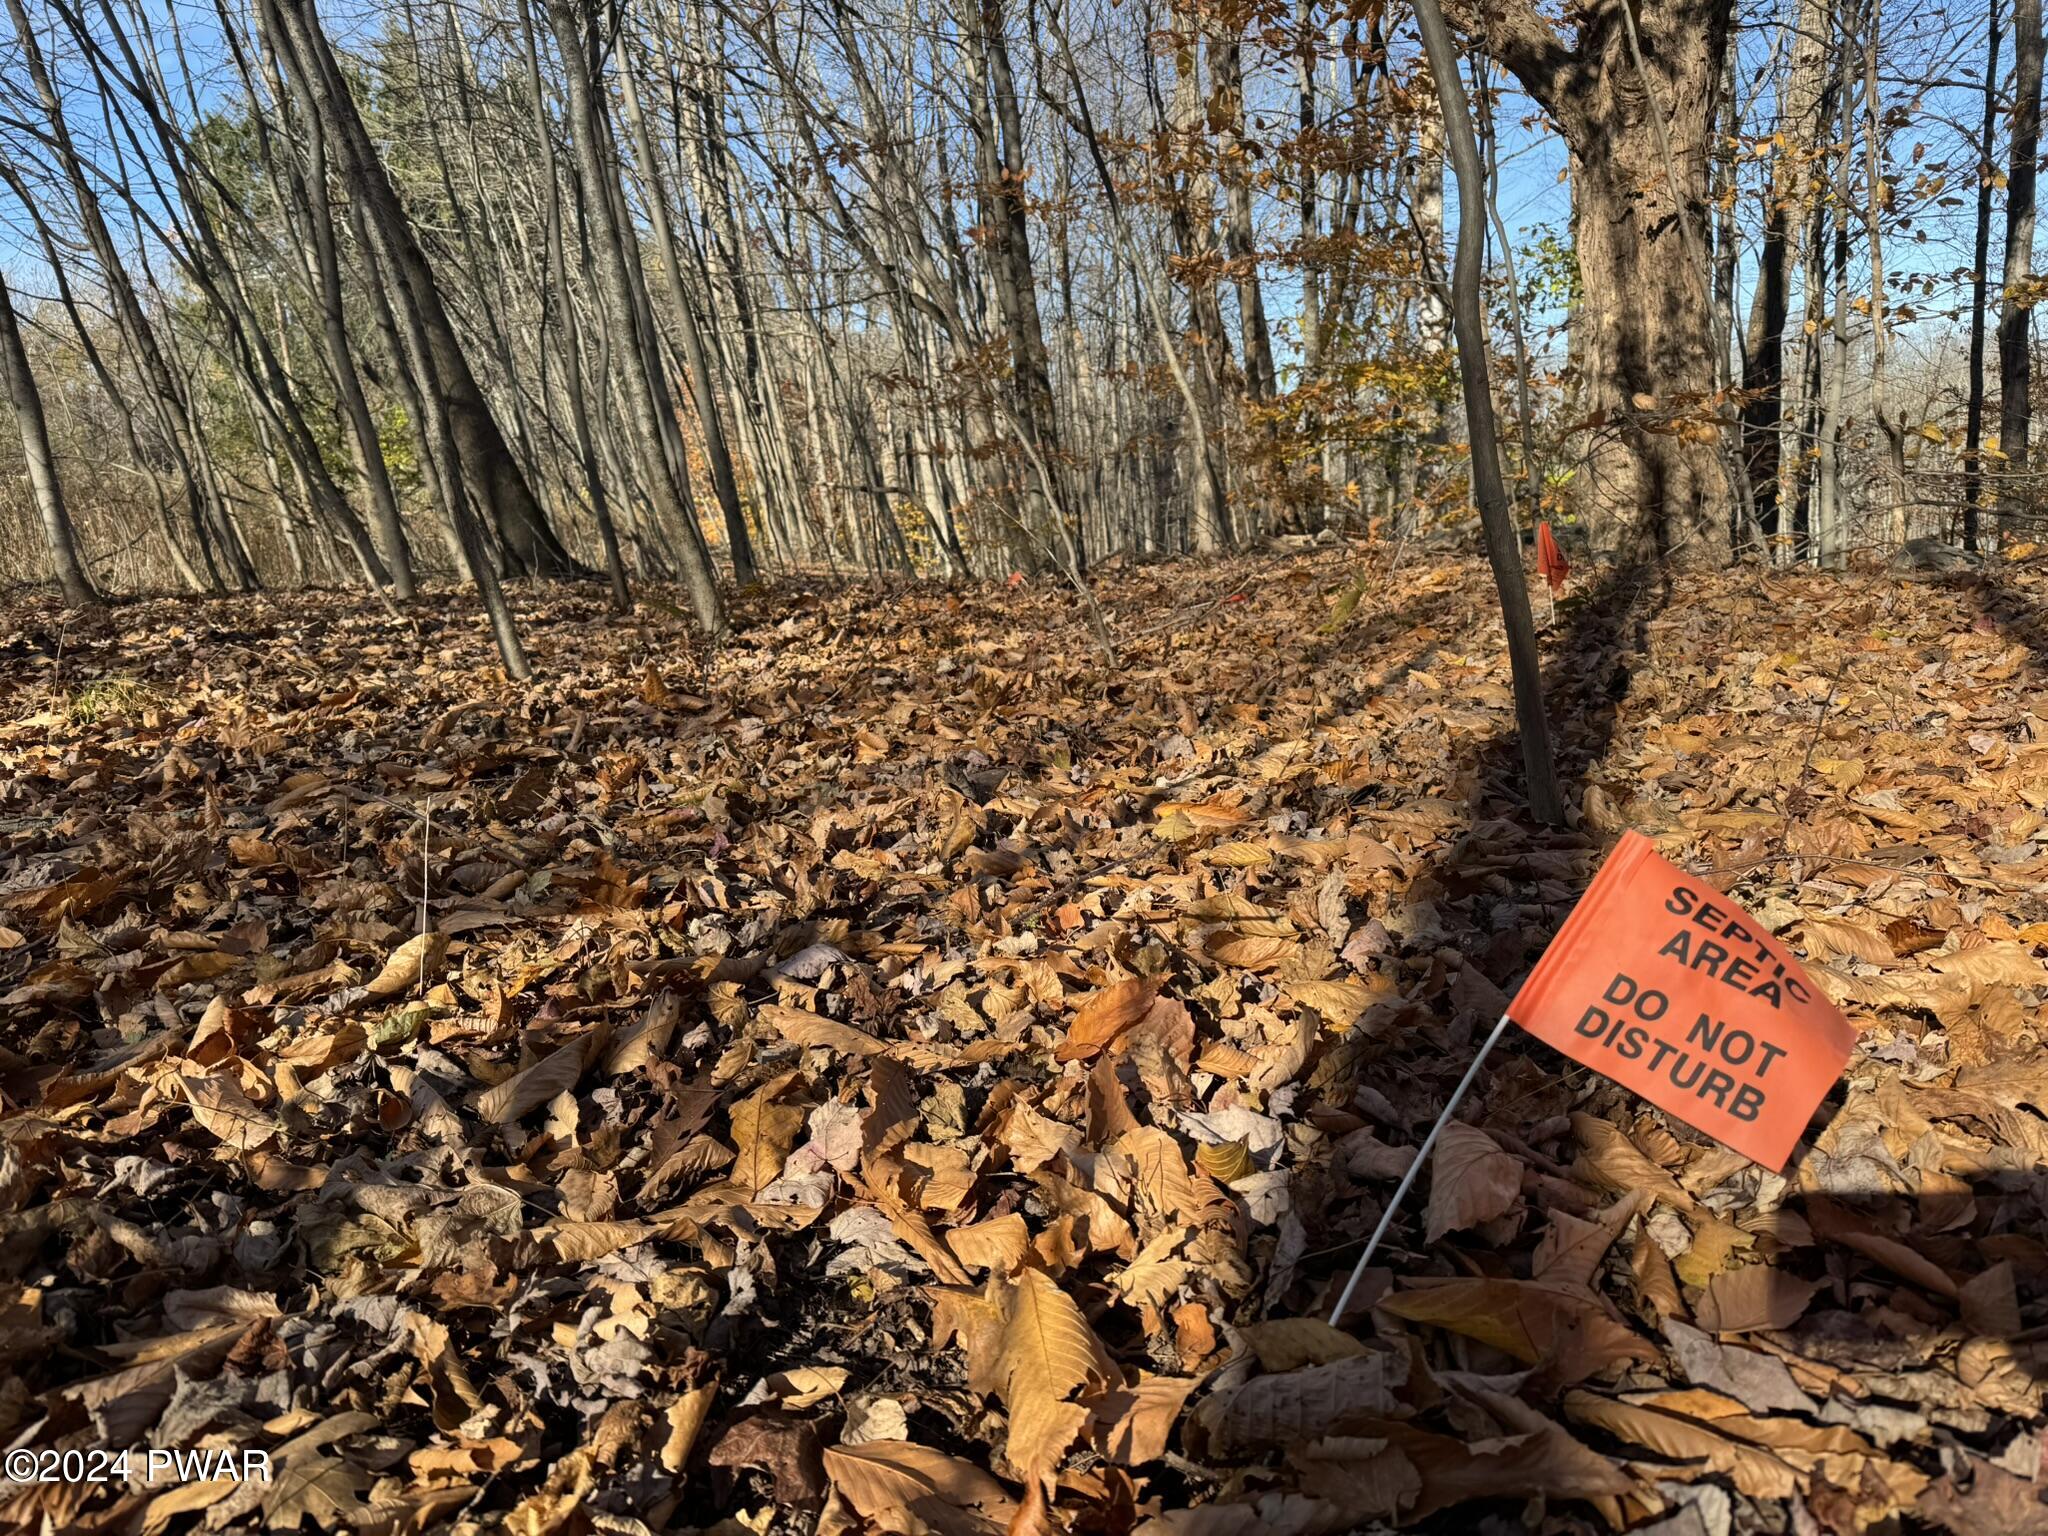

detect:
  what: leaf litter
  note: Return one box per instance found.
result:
[1,549,2047,1534]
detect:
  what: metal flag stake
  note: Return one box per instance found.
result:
[1327,1011,1512,1327]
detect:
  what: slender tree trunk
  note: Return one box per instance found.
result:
[0,273,98,605]
[267,32,416,598]
[1161,4,1234,550]
[1406,101,1450,537]
[1743,0,1831,549]
[542,0,725,635]
[259,0,541,669]
[1211,22,1275,401]
[7,183,200,590]
[49,0,393,593]
[2,0,242,591]
[1816,17,1856,564]
[2002,0,2045,537]
[614,41,758,585]
[1413,0,1562,825]
[962,0,1069,555]
[1967,9,1999,549]
[512,0,629,608]
[1859,0,1908,549]
[266,0,579,585]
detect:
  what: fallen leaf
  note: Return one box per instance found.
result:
[1377,1277,1653,1385]
[993,1267,1118,1476]
[1695,1266,1821,1334]
[1057,977,1164,1062]
[1424,1122,1522,1240]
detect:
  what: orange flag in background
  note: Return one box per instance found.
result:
[1535,521,1570,595]
[1510,832,1857,1169]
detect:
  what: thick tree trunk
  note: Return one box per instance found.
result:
[1456,0,1736,562]
[1566,52,1731,555]
[0,273,98,605]
[2001,0,2045,537]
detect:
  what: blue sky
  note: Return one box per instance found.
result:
[0,0,2013,399]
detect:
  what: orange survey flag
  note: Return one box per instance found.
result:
[1535,521,1570,596]
[1510,831,1857,1170]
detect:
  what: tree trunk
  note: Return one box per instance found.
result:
[266,0,580,584]
[1211,24,1275,401]
[1966,0,1998,552]
[0,273,98,605]
[1161,4,1234,551]
[1815,20,1856,565]
[542,0,725,636]
[1742,0,1832,548]
[2002,0,2045,538]
[21,206,202,590]
[1456,0,1736,561]
[2,0,246,591]
[1859,0,1908,550]
[964,0,1068,554]
[512,0,629,607]
[614,40,758,586]
[267,32,417,598]
[1413,0,1562,825]
[1406,101,1451,537]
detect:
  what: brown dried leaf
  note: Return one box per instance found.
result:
[1696,1266,1821,1334]
[992,1268,1118,1475]
[1377,1277,1654,1385]
[362,931,448,999]
[1424,1122,1522,1241]
[1056,977,1163,1062]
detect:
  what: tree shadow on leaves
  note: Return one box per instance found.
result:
[1289,554,2048,1534]
[1956,561,2048,682]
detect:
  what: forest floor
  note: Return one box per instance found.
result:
[3,546,2048,1536]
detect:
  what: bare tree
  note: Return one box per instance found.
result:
[1413,0,1562,825]
[2002,0,2045,535]
[0,272,98,605]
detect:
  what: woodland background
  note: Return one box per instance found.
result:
[2,0,2046,643]
[9,1,2048,1535]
